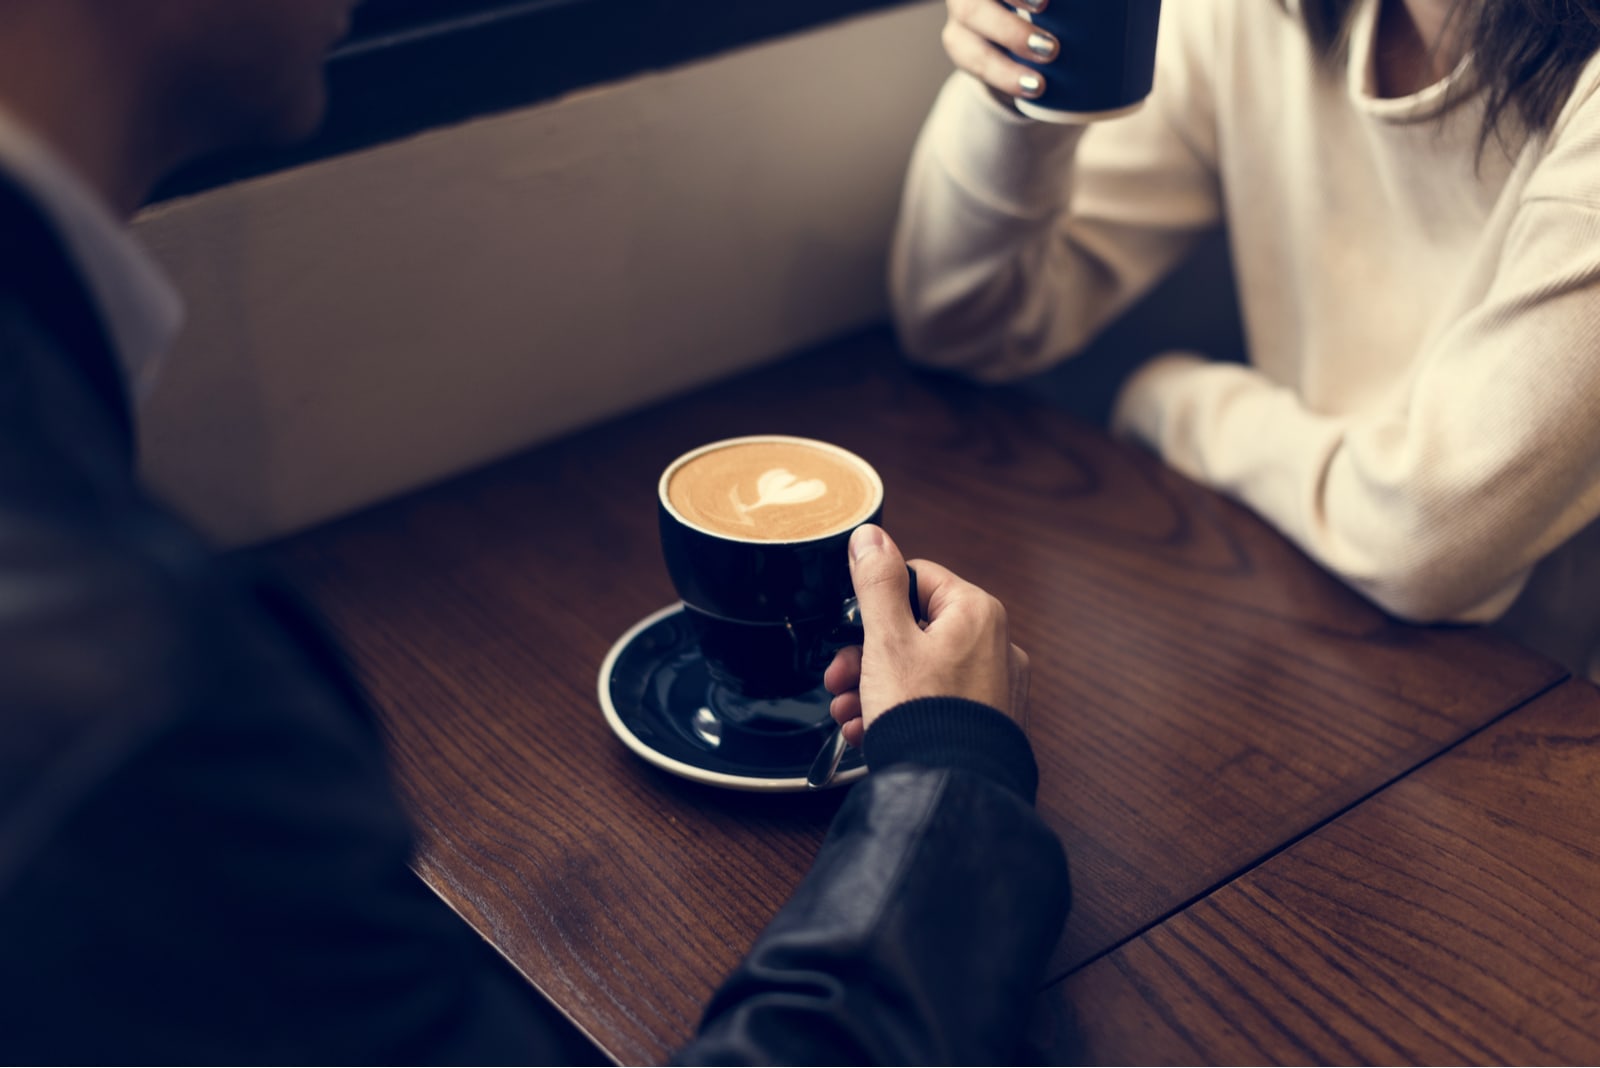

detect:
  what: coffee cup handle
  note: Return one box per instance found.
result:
[831,565,919,646]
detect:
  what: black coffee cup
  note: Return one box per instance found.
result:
[659,436,884,702]
[1014,0,1163,123]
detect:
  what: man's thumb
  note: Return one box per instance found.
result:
[848,524,915,639]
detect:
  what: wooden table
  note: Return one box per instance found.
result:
[272,326,1595,1064]
[1055,677,1600,1064]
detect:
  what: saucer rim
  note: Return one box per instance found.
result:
[598,602,867,793]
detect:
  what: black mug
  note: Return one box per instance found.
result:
[1013,0,1163,123]
[658,436,884,702]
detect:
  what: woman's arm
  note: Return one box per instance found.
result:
[888,1,1225,381]
[1114,181,1600,623]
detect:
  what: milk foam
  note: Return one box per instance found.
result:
[666,439,878,542]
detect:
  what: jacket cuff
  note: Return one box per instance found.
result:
[862,698,1040,805]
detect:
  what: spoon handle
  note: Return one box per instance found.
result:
[806,567,920,791]
[806,723,849,790]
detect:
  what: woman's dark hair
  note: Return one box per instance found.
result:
[1293,0,1600,147]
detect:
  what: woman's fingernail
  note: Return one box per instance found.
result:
[1018,73,1044,97]
[1026,32,1057,60]
[849,525,885,562]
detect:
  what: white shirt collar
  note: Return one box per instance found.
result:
[0,105,183,403]
[1347,0,1474,122]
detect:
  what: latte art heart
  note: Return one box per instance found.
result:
[731,468,829,519]
[667,439,879,542]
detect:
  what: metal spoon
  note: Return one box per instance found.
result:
[805,723,849,790]
[805,567,918,791]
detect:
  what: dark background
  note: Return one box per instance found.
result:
[153,0,914,201]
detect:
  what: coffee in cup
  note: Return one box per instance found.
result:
[1012,0,1164,124]
[665,437,879,544]
[659,436,883,702]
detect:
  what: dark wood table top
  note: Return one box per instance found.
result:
[272,326,1571,1064]
[1055,676,1600,1065]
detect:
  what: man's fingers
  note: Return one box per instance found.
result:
[824,645,863,696]
[841,716,867,748]
[848,526,918,641]
[830,690,862,727]
[902,557,972,622]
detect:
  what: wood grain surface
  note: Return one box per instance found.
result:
[271,326,1564,1063]
[1051,678,1600,1064]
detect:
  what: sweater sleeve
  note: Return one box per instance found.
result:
[1112,147,1600,623]
[888,0,1224,381]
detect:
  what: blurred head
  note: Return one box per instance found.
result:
[120,0,358,154]
[0,0,356,209]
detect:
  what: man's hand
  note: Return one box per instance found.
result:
[824,524,1029,747]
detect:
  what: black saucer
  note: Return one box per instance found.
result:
[598,604,867,792]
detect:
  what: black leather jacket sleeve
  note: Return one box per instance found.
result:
[678,701,1072,1065]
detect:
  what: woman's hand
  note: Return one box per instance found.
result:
[942,0,1059,102]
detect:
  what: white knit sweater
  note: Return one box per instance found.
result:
[890,0,1600,679]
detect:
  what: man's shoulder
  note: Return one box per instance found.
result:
[0,170,131,449]
[0,176,351,902]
